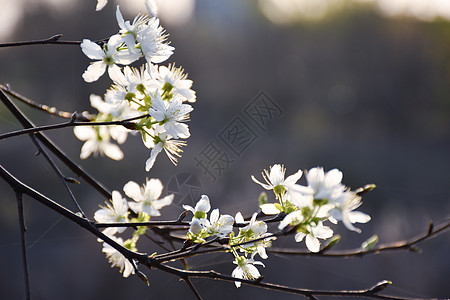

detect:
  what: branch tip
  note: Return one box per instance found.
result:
[137,271,150,286]
[427,222,434,235]
[50,34,63,41]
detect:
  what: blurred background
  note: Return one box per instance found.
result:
[0,0,449,299]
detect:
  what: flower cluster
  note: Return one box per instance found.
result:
[94,178,173,277]
[183,196,274,287]
[81,1,375,289]
[75,5,196,171]
[253,164,371,252]
[183,195,234,243]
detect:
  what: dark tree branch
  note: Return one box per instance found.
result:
[154,263,435,300]
[0,165,145,262]
[16,192,31,300]
[0,90,111,199]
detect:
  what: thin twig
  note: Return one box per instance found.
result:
[0,84,93,121]
[0,34,107,48]
[29,134,86,217]
[0,90,111,199]
[269,219,450,258]
[16,192,31,300]
[0,113,149,140]
[154,263,435,300]
[182,277,203,300]
[95,220,189,228]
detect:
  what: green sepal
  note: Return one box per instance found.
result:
[258,192,268,205]
[313,198,329,206]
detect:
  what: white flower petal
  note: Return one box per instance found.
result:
[73,126,95,141]
[260,203,280,215]
[81,39,104,60]
[83,61,106,83]
[108,64,127,84]
[103,143,124,161]
[96,0,108,11]
[305,235,320,253]
[145,143,162,171]
[123,181,143,202]
[294,232,306,242]
[348,211,371,224]
[152,194,174,210]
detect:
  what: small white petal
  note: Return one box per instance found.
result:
[305,235,321,253]
[103,143,124,161]
[96,0,108,11]
[83,61,106,83]
[123,181,143,202]
[260,203,280,215]
[348,211,371,224]
[81,39,104,59]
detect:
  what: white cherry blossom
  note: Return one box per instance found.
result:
[102,236,135,278]
[116,6,149,51]
[94,191,129,235]
[123,178,173,216]
[294,221,333,253]
[148,91,193,139]
[74,125,124,161]
[143,129,186,171]
[328,191,371,233]
[183,195,211,221]
[149,64,196,102]
[232,257,265,288]
[205,209,234,238]
[137,18,174,64]
[81,34,140,83]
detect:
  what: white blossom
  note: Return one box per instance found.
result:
[143,129,186,171]
[149,64,196,102]
[94,191,129,235]
[116,6,149,51]
[232,257,264,288]
[205,209,234,238]
[183,195,211,221]
[294,221,333,253]
[102,236,135,278]
[188,218,203,236]
[123,178,173,216]
[328,191,371,233]
[137,18,174,64]
[252,164,312,210]
[81,34,140,83]
[148,91,193,139]
[305,167,346,201]
[74,125,124,161]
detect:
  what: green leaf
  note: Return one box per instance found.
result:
[361,234,378,250]
[320,235,341,252]
[355,184,376,195]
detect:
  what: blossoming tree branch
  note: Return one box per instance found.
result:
[0,1,449,299]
